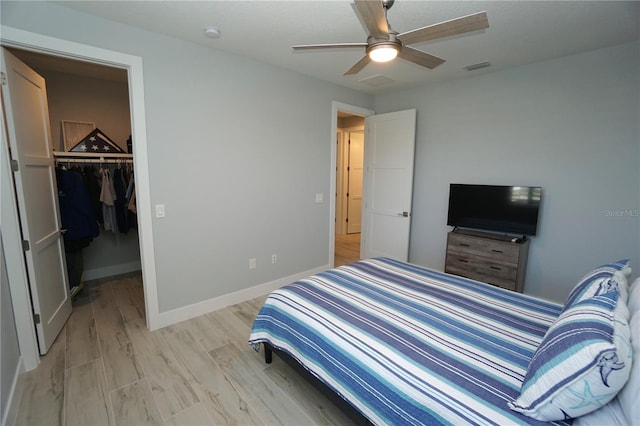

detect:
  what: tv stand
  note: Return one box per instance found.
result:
[445,229,530,292]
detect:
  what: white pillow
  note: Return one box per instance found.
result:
[614,271,629,303]
[573,398,627,426]
[629,278,640,314]
[616,311,640,424]
[562,260,630,311]
[510,291,632,421]
[576,277,639,426]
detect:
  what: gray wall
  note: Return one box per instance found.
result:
[1,237,21,424]
[1,1,374,312]
[41,70,131,153]
[375,41,640,302]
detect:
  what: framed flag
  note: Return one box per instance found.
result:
[68,128,125,153]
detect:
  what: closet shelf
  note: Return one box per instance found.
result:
[53,151,133,164]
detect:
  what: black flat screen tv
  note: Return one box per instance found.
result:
[447,184,542,236]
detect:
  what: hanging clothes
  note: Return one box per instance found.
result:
[128,178,137,215]
[100,167,118,233]
[125,171,135,201]
[113,167,129,234]
[82,165,103,225]
[126,169,137,229]
[56,167,100,244]
[56,167,100,289]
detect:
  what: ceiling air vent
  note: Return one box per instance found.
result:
[465,61,491,71]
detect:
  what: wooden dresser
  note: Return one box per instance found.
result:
[445,230,529,292]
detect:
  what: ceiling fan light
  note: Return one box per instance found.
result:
[369,44,398,63]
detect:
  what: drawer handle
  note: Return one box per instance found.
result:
[491,249,504,253]
[458,259,469,263]
[490,266,502,271]
[459,243,471,247]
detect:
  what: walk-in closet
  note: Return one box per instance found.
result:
[4,47,144,352]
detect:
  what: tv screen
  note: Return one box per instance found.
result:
[447,184,542,236]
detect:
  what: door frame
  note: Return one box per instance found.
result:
[0,26,159,371]
[329,102,374,267]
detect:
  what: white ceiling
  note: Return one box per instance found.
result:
[42,1,640,94]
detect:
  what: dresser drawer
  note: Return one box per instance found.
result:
[447,232,520,262]
[444,230,529,293]
[445,264,517,291]
[445,253,518,282]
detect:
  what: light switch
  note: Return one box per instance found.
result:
[155,204,165,218]
[315,193,324,203]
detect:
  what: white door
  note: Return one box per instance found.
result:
[1,48,72,354]
[346,131,364,234]
[361,109,416,261]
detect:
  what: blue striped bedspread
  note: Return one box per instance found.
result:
[248,257,570,425]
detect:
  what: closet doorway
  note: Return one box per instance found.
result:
[9,49,142,276]
[3,45,147,359]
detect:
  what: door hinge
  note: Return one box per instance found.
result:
[11,159,19,172]
[33,313,41,324]
[1,72,6,86]
[22,240,30,251]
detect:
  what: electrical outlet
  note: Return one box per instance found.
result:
[271,254,277,264]
[249,258,256,269]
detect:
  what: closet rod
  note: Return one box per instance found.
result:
[53,152,133,159]
[56,158,133,164]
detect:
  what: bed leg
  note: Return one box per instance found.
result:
[264,343,272,364]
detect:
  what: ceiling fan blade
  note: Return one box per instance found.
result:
[353,0,389,39]
[344,55,371,75]
[398,46,445,69]
[398,11,489,46]
[292,43,367,51]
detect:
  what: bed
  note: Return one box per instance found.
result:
[248,257,638,425]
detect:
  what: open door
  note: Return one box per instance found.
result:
[1,48,71,354]
[361,109,416,261]
[346,131,364,234]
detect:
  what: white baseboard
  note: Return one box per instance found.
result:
[2,356,24,426]
[84,261,142,281]
[153,264,330,330]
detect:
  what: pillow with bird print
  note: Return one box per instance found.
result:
[509,285,632,421]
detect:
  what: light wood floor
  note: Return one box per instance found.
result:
[334,233,361,267]
[13,273,356,426]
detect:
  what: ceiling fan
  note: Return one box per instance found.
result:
[292,0,489,75]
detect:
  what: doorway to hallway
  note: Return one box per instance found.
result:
[334,112,365,267]
[334,233,361,267]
